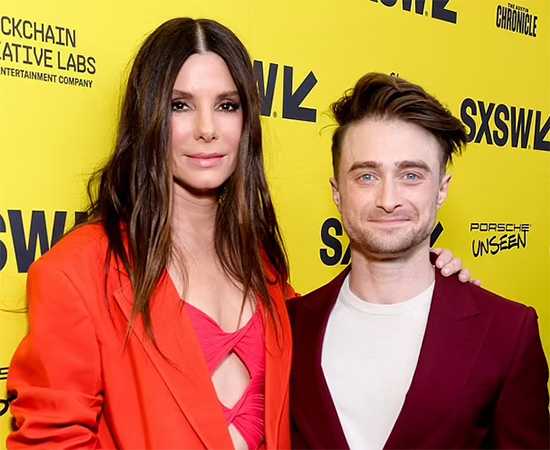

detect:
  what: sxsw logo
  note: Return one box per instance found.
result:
[0,209,86,273]
[370,0,457,24]
[0,366,9,417]
[460,98,550,151]
[0,398,8,417]
[253,60,318,123]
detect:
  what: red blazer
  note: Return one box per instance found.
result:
[7,224,293,449]
[287,267,550,449]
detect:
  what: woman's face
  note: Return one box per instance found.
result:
[170,51,243,194]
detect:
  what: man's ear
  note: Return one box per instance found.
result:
[437,173,452,208]
[330,177,341,212]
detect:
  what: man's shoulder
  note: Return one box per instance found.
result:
[287,267,349,315]
[440,274,536,327]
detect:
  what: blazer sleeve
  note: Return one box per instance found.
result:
[6,259,103,449]
[492,307,550,448]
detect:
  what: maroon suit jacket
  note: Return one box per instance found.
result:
[287,267,550,449]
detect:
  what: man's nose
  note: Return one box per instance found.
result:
[375,178,401,212]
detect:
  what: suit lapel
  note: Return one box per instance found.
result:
[264,280,293,449]
[111,269,233,450]
[385,271,484,449]
[292,267,350,450]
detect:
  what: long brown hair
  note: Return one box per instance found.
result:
[87,18,288,338]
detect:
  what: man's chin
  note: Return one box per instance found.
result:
[363,245,415,260]
[359,234,430,259]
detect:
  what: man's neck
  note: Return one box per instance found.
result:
[349,243,435,305]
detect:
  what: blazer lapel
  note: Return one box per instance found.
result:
[264,279,293,449]
[111,269,233,449]
[291,267,350,450]
[385,271,484,449]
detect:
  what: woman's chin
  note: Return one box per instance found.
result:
[172,177,224,199]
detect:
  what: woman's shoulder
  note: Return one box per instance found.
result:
[31,222,110,275]
[258,250,296,300]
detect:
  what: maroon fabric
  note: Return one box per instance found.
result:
[287,267,550,449]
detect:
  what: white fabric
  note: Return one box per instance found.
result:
[321,274,434,450]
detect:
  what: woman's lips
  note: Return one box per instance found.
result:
[185,153,226,168]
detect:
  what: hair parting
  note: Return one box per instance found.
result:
[86,18,288,343]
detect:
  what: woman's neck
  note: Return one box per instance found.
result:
[171,182,218,248]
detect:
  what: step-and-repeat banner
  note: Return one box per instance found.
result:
[1,0,549,440]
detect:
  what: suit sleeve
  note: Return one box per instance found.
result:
[492,307,550,448]
[291,414,310,450]
[6,259,103,449]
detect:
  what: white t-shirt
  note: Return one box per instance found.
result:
[321,274,434,450]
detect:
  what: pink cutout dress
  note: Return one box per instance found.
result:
[185,302,265,450]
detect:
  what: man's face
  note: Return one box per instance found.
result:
[331,117,450,258]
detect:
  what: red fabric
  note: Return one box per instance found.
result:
[185,303,265,450]
[6,224,293,449]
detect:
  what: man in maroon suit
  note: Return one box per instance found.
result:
[287,73,549,449]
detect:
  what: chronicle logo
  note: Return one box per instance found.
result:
[319,217,443,266]
[253,60,317,123]
[496,3,538,38]
[470,222,530,257]
[369,0,457,24]
[0,209,86,273]
[0,15,97,88]
[460,98,550,152]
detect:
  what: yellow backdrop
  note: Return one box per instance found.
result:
[1,0,549,442]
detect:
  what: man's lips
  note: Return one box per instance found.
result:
[368,218,412,225]
[368,217,411,222]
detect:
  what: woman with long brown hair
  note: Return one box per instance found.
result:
[6,17,467,450]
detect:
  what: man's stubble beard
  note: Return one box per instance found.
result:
[343,212,436,259]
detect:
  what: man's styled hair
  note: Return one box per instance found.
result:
[330,72,467,176]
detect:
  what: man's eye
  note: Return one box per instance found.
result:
[359,173,375,182]
[404,172,420,181]
[218,101,240,112]
[171,100,189,112]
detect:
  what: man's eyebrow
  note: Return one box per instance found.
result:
[396,160,432,172]
[347,160,432,174]
[348,161,381,173]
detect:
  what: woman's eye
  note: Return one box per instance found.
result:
[171,100,189,112]
[218,101,240,112]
